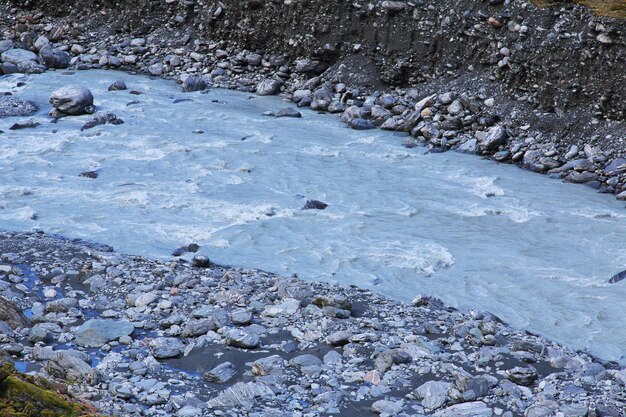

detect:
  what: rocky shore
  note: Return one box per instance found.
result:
[0,230,625,417]
[0,0,625,201]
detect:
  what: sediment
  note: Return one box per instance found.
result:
[1,230,625,417]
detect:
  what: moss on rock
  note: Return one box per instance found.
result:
[0,361,98,417]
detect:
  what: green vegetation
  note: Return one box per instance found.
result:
[0,361,98,417]
[534,0,626,18]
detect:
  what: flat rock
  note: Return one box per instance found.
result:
[75,319,134,347]
[434,401,493,417]
[0,97,38,117]
[1,48,37,65]
[204,361,237,383]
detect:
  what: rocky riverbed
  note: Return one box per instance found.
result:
[0,230,625,417]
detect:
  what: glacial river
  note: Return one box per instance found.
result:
[1,70,625,363]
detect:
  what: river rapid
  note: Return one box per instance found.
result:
[1,70,625,363]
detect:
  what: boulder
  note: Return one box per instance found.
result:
[0,97,38,118]
[49,86,95,116]
[150,337,185,359]
[181,76,208,93]
[75,319,134,347]
[256,79,281,96]
[1,48,37,65]
[0,297,29,329]
[39,45,70,69]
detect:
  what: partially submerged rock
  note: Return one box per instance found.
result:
[49,86,95,116]
[0,96,38,118]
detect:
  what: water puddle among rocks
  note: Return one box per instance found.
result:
[1,69,626,363]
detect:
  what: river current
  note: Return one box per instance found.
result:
[1,70,625,363]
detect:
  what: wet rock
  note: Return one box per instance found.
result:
[75,319,134,347]
[79,171,98,179]
[49,86,95,116]
[182,76,208,93]
[225,328,260,349]
[1,48,37,65]
[456,139,478,154]
[303,200,328,210]
[38,45,70,69]
[0,97,38,118]
[150,337,185,359]
[256,79,281,96]
[9,120,39,130]
[108,80,127,91]
[192,256,211,268]
[80,112,124,131]
[204,361,237,383]
[275,107,301,118]
[350,118,376,130]
[479,126,508,152]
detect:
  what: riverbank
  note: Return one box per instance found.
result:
[1,230,625,416]
[1,0,625,202]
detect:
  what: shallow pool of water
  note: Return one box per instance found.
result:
[1,70,625,363]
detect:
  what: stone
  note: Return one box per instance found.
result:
[46,352,98,384]
[182,76,208,93]
[372,399,403,414]
[150,337,185,359]
[207,382,274,408]
[50,86,95,115]
[1,48,37,65]
[381,1,407,12]
[434,401,493,417]
[415,381,451,410]
[256,79,282,96]
[295,58,328,74]
[479,126,508,152]
[108,80,127,91]
[231,309,252,325]
[80,112,124,131]
[349,118,375,130]
[275,108,301,118]
[148,62,164,76]
[204,361,237,383]
[75,319,134,347]
[263,298,300,317]
[225,328,260,349]
[177,406,202,417]
[303,200,328,210]
[327,330,353,346]
[505,367,538,386]
[0,97,38,118]
[39,45,70,69]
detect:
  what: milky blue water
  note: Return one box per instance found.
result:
[1,70,625,363]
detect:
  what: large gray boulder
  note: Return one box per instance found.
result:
[1,48,37,65]
[49,86,95,116]
[39,45,70,69]
[256,78,281,96]
[74,319,134,347]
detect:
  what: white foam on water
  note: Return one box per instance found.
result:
[2,70,626,364]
